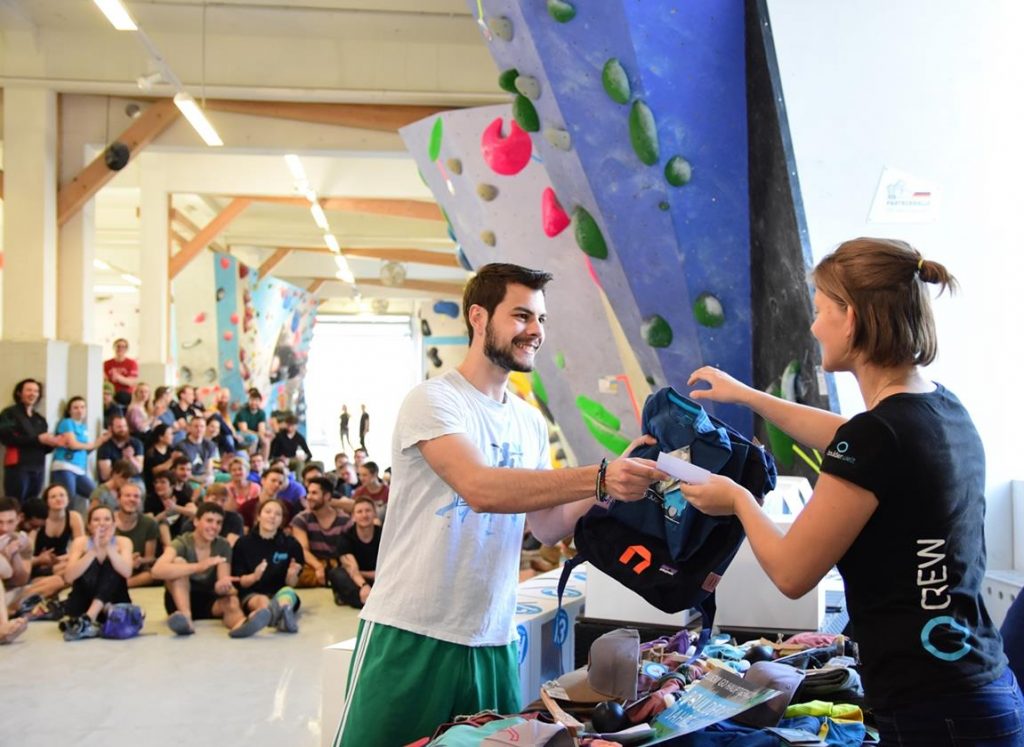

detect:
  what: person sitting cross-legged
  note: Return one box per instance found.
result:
[232,499,304,634]
[331,496,381,608]
[59,505,134,641]
[290,476,351,588]
[113,482,159,588]
[152,502,270,638]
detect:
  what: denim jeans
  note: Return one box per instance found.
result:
[3,467,45,502]
[873,669,1024,745]
[50,470,97,515]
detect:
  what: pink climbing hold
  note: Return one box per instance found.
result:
[224,359,235,370]
[194,312,206,324]
[230,312,240,325]
[542,187,570,237]
[220,257,231,270]
[223,330,234,341]
[480,117,532,176]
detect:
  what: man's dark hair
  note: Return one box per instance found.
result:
[196,501,226,521]
[172,455,192,470]
[152,473,171,484]
[21,497,47,521]
[285,414,299,426]
[264,466,287,479]
[0,496,21,514]
[247,388,262,399]
[306,477,333,496]
[462,263,553,343]
[12,378,43,406]
[362,461,380,477]
[111,459,137,479]
[301,463,323,480]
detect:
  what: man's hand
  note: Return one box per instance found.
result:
[199,555,226,572]
[602,456,668,503]
[214,576,238,596]
[358,584,371,605]
[132,552,143,570]
[36,548,57,567]
[314,565,326,586]
[123,446,135,459]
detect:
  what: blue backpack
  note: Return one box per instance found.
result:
[101,603,145,639]
[559,388,777,657]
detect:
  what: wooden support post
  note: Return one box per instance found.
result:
[202,100,452,132]
[258,248,292,279]
[307,278,326,294]
[58,99,179,227]
[239,195,443,222]
[168,197,251,279]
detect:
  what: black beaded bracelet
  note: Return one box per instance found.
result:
[596,457,610,505]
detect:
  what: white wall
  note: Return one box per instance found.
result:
[768,0,1024,568]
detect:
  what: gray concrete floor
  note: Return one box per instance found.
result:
[0,586,361,747]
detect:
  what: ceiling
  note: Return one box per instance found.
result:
[0,0,507,312]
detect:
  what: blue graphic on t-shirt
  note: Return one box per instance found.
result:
[435,494,473,521]
[435,441,523,525]
[921,615,972,662]
[271,551,290,564]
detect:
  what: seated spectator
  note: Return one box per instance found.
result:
[352,460,389,521]
[353,447,368,471]
[174,415,216,487]
[59,505,133,641]
[125,382,154,438]
[89,459,136,512]
[181,484,243,547]
[301,462,325,486]
[247,453,265,485]
[150,385,178,440]
[382,467,391,486]
[50,396,111,514]
[143,423,176,496]
[22,484,84,610]
[152,502,270,638]
[101,381,125,425]
[269,457,307,516]
[269,414,311,463]
[290,477,351,588]
[233,387,267,457]
[205,417,232,463]
[147,458,198,542]
[0,497,32,615]
[103,338,139,408]
[0,577,28,644]
[327,452,355,498]
[226,457,260,512]
[113,482,159,588]
[170,385,204,427]
[97,415,143,482]
[232,499,303,633]
[0,378,62,501]
[239,467,289,529]
[331,496,381,609]
[207,390,239,455]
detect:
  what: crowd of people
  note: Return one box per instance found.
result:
[0,346,386,644]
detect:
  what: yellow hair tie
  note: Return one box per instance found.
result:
[917,258,924,270]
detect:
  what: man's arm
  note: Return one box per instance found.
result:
[417,433,662,518]
[97,459,112,482]
[291,524,324,573]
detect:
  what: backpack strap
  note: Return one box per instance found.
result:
[684,591,717,665]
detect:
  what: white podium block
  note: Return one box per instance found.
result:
[321,637,357,747]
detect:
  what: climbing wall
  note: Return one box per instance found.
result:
[418,299,467,380]
[401,105,645,465]
[465,0,754,434]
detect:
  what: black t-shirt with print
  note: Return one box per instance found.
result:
[821,384,1005,707]
[338,524,381,572]
[231,530,304,597]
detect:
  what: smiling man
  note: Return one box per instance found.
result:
[333,263,666,747]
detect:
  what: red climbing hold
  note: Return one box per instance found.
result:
[220,257,231,270]
[230,312,239,325]
[542,187,570,237]
[481,117,532,176]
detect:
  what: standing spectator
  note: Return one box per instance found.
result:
[59,504,134,641]
[152,502,270,638]
[103,338,139,407]
[269,414,311,462]
[232,499,304,634]
[339,405,353,450]
[174,415,216,487]
[358,404,370,453]
[143,423,176,497]
[113,482,159,588]
[125,383,154,438]
[0,379,63,500]
[290,476,350,588]
[331,496,381,608]
[352,461,389,520]
[51,396,110,514]
[96,415,143,482]
[234,388,268,458]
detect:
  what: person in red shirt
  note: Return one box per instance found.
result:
[103,339,139,408]
[352,460,389,521]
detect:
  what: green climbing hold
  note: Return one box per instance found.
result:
[629,100,659,166]
[544,127,571,151]
[573,207,608,259]
[602,59,630,104]
[477,184,498,201]
[531,370,549,406]
[555,352,566,369]
[498,68,520,93]
[428,118,443,161]
[693,292,725,328]
[658,201,670,211]
[577,395,630,455]
[512,95,540,132]
[547,0,577,23]
[641,315,673,348]
[446,158,463,175]
[515,75,541,101]
[480,230,496,247]
[665,156,692,186]
[487,16,513,41]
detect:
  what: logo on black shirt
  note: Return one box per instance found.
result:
[826,440,856,464]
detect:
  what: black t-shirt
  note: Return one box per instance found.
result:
[231,530,304,597]
[338,525,381,572]
[144,445,174,494]
[821,385,1005,706]
[97,436,144,465]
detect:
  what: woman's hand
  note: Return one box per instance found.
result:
[252,559,268,581]
[687,366,752,405]
[677,474,750,517]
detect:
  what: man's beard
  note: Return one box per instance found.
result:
[483,322,537,373]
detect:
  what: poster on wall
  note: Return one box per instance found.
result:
[868,166,939,223]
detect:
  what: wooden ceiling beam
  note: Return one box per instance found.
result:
[356,277,464,297]
[202,100,452,132]
[258,248,292,279]
[58,98,179,227]
[169,207,227,253]
[169,197,251,280]
[239,194,443,222]
[250,245,458,268]
[307,279,326,294]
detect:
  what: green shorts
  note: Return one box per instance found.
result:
[333,620,520,747]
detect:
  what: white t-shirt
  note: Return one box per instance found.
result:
[360,369,550,646]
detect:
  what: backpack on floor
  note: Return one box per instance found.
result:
[559,388,777,658]
[101,603,145,639]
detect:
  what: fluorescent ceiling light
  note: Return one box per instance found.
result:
[120,273,142,286]
[324,233,340,253]
[284,154,307,182]
[173,93,223,147]
[93,259,113,271]
[310,203,329,231]
[333,255,355,285]
[93,0,137,30]
[94,284,139,295]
